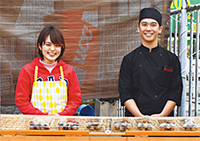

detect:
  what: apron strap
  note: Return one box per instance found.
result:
[60,66,64,80]
[34,66,38,82]
[35,66,64,81]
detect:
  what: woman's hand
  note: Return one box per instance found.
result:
[48,113,59,116]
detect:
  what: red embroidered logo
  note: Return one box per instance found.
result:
[164,67,173,72]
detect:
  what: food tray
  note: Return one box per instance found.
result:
[83,118,106,132]
[155,118,177,131]
[133,117,154,131]
[29,117,52,130]
[111,118,133,132]
[176,118,200,131]
[58,118,80,130]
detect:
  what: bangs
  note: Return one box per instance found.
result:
[49,29,64,46]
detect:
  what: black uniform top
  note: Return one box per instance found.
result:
[118,44,183,116]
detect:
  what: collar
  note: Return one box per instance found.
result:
[33,57,64,68]
[39,59,58,67]
[140,44,160,52]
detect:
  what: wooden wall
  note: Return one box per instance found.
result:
[0,0,172,106]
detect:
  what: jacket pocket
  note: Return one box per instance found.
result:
[158,66,173,87]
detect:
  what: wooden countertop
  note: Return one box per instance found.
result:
[1,114,200,136]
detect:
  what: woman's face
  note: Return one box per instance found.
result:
[39,35,61,64]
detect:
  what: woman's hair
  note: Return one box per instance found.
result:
[37,26,65,60]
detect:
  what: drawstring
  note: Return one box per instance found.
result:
[34,66,64,81]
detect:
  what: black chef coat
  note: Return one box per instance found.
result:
[118,44,183,116]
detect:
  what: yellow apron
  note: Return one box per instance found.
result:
[31,66,67,114]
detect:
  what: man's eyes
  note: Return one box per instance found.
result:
[151,23,157,26]
[142,23,157,26]
[141,23,147,26]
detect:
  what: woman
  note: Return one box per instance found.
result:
[15,26,82,116]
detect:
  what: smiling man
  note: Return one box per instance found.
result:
[118,8,183,117]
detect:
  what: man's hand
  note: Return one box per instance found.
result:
[151,100,176,117]
[151,113,165,117]
[125,99,145,117]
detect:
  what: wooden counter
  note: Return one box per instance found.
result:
[1,114,200,141]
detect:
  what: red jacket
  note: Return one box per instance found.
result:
[15,57,82,116]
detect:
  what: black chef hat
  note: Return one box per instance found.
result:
[139,8,162,26]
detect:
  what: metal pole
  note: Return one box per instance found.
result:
[179,0,188,116]
[174,14,178,55]
[195,9,199,116]
[189,11,193,116]
[169,15,173,52]
[0,54,2,114]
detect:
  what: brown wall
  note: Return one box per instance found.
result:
[0,0,172,105]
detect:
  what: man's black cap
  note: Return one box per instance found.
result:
[139,8,162,26]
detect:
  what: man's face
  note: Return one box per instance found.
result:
[138,18,163,45]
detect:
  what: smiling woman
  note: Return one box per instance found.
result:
[38,35,62,64]
[37,26,65,63]
[15,26,82,116]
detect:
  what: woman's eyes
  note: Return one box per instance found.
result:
[46,43,51,46]
[45,43,60,47]
[55,44,61,47]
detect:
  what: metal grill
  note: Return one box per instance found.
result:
[169,4,200,116]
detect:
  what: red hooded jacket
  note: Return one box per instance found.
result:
[15,57,82,116]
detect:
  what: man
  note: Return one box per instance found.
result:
[118,8,182,117]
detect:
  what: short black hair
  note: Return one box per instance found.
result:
[37,26,65,61]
